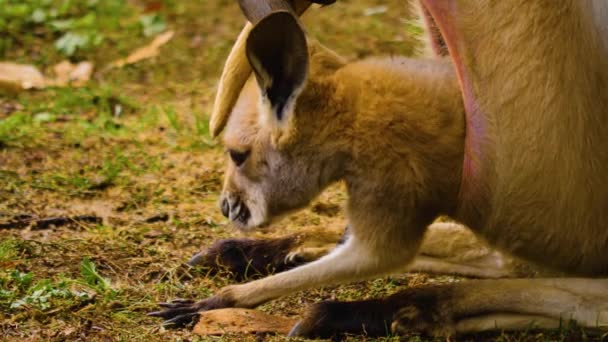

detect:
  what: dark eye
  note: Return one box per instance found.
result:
[229,150,250,167]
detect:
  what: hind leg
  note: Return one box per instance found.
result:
[289,278,608,338]
[408,221,532,278]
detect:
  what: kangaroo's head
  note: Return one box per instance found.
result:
[219,12,349,230]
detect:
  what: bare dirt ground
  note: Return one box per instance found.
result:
[0,1,589,341]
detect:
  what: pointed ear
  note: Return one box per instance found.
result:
[246,11,308,125]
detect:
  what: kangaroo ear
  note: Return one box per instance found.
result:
[246,11,308,126]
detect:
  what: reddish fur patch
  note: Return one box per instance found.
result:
[419,0,494,228]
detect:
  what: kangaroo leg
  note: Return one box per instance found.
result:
[289,278,608,338]
[149,228,423,327]
[189,221,530,280]
[408,222,533,278]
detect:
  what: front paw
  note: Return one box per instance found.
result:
[187,236,299,280]
[148,295,234,328]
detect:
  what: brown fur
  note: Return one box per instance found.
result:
[420,0,608,274]
[222,45,465,234]
[150,1,608,336]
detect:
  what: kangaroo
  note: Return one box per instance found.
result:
[151,1,608,338]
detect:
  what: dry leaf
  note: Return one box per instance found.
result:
[109,30,174,68]
[0,62,46,91]
[51,60,94,87]
[363,5,388,16]
[192,308,298,335]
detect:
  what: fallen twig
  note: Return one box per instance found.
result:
[0,215,102,230]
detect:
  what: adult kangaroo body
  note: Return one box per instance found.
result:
[150,0,608,337]
[426,0,608,275]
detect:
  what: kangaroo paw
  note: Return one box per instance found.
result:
[187,236,299,280]
[148,295,234,328]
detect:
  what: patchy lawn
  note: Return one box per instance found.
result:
[0,1,590,341]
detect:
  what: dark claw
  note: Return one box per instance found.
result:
[186,252,205,267]
[148,299,204,322]
[287,321,303,337]
[148,307,196,320]
[158,299,195,308]
[311,0,336,5]
[162,312,201,328]
[149,295,235,329]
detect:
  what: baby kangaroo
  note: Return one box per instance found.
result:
[152,9,463,326]
[150,11,608,338]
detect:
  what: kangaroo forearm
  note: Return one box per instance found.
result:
[219,237,417,308]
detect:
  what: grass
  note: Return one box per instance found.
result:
[1,0,144,61]
[0,1,595,341]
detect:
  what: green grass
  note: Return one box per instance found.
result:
[0,246,114,314]
[0,0,146,60]
[0,239,20,263]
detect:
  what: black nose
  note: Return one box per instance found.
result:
[221,198,230,218]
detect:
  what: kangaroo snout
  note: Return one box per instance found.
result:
[220,193,251,226]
